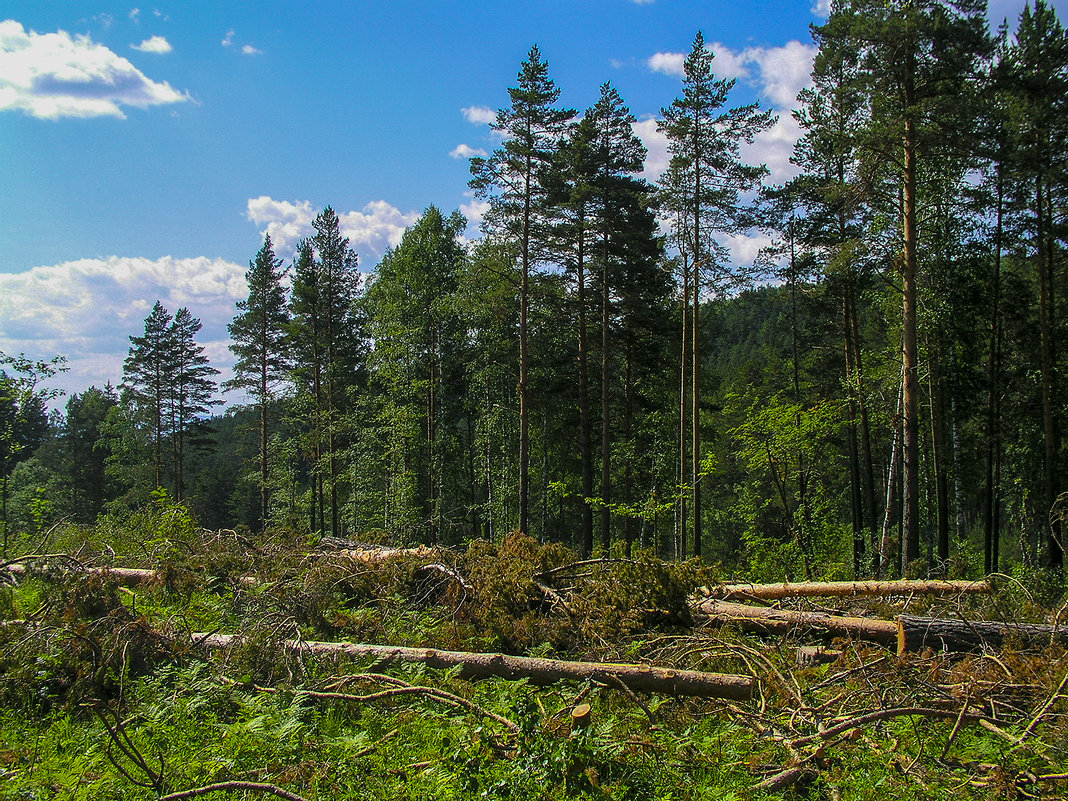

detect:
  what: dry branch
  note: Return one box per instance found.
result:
[695,600,898,645]
[699,578,992,602]
[192,634,753,700]
[159,782,309,801]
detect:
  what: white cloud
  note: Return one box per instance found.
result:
[450,143,487,159]
[241,44,262,55]
[129,8,141,22]
[460,197,490,229]
[719,232,774,268]
[246,196,419,262]
[462,104,496,124]
[221,29,234,47]
[632,116,670,181]
[338,201,420,259]
[812,0,832,18]
[744,40,817,108]
[646,51,685,77]
[245,197,315,255]
[0,256,247,400]
[131,35,171,54]
[0,20,189,119]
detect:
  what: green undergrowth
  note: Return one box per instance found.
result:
[2,509,1067,799]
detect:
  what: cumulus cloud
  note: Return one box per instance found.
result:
[221,29,234,47]
[0,256,247,399]
[246,196,419,262]
[131,35,171,54]
[241,44,262,55]
[129,8,141,22]
[632,116,670,181]
[462,104,496,124]
[0,19,189,119]
[459,197,491,229]
[812,0,832,18]
[450,143,487,159]
[646,51,686,77]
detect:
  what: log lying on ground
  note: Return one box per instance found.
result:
[698,578,992,602]
[696,600,899,645]
[5,562,262,588]
[5,563,164,588]
[897,615,1068,655]
[192,633,754,700]
[315,542,442,564]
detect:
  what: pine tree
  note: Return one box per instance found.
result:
[657,31,774,559]
[226,234,291,529]
[168,307,219,502]
[1001,0,1068,569]
[815,0,990,570]
[470,44,574,536]
[289,209,363,537]
[364,207,468,544]
[122,301,175,489]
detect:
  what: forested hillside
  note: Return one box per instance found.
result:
[3,0,1067,581]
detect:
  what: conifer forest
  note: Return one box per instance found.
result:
[3,2,1068,799]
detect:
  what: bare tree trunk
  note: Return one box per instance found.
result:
[901,83,921,569]
[193,634,754,700]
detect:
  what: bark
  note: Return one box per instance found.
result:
[576,211,594,557]
[897,614,1068,656]
[677,254,690,560]
[901,83,921,569]
[698,578,992,601]
[694,600,898,644]
[192,634,754,700]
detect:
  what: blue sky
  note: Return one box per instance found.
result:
[0,0,1061,402]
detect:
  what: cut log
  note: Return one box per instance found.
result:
[318,544,442,564]
[191,634,753,700]
[5,563,259,588]
[698,578,992,602]
[695,600,898,645]
[897,615,1068,655]
[6,563,160,587]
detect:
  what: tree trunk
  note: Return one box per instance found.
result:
[577,213,594,557]
[901,75,921,569]
[1036,176,1062,569]
[193,634,754,700]
[695,600,898,644]
[697,578,991,601]
[897,614,1068,655]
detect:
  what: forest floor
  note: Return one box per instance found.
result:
[1,505,1067,800]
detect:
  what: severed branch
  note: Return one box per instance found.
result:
[160,782,309,801]
[236,674,520,735]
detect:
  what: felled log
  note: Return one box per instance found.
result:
[5,563,261,588]
[699,578,992,602]
[897,615,1068,655]
[192,633,753,700]
[316,543,441,564]
[5,563,162,587]
[696,600,898,645]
